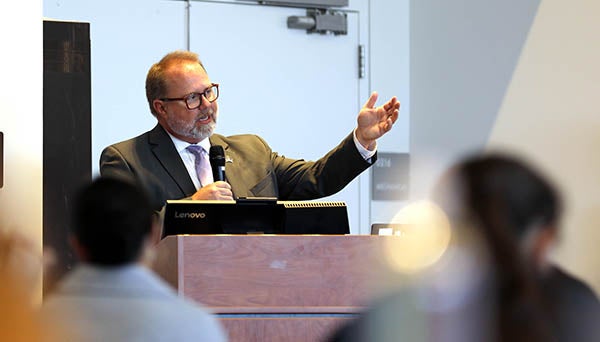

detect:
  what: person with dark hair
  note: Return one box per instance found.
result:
[328,153,600,342]
[100,50,400,211]
[40,177,227,341]
[431,153,600,341]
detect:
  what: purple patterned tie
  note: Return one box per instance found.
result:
[186,145,212,187]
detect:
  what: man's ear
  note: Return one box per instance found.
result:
[69,235,89,262]
[152,99,167,118]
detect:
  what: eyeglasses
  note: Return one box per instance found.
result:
[160,83,219,110]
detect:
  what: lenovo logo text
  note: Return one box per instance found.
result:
[174,211,206,219]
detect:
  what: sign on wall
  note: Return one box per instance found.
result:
[371,152,409,201]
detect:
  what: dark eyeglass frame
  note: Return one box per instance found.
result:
[159,83,219,110]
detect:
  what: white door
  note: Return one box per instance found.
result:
[188,1,369,233]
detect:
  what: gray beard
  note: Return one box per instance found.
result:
[184,120,215,141]
[167,113,216,141]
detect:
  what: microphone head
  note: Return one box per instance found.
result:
[209,145,225,166]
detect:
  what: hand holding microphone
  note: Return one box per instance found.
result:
[191,145,231,200]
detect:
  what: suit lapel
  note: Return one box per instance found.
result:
[148,124,196,196]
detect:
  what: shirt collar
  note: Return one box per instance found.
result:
[165,130,211,153]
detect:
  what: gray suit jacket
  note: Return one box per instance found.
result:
[100,124,374,210]
[41,264,227,342]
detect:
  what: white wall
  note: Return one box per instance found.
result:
[488,0,600,292]
[410,0,541,199]
[410,0,600,293]
[0,1,44,301]
[369,0,411,224]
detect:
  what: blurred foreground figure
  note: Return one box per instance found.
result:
[432,153,600,341]
[40,177,227,341]
[0,230,50,341]
[327,204,497,342]
[329,153,600,342]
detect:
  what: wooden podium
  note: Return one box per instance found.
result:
[153,235,386,341]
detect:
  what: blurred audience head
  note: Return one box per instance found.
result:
[70,177,156,267]
[432,152,560,341]
[433,152,561,271]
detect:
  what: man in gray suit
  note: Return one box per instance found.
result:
[100,50,400,210]
[41,177,227,341]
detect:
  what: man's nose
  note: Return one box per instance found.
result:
[199,94,211,108]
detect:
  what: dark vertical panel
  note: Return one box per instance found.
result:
[43,21,91,294]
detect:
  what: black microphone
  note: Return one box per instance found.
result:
[209,145,226,182]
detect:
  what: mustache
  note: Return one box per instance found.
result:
[197,108,215,120]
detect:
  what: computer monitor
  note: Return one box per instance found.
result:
[162,198,350,237]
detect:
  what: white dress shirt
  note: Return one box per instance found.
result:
[167,132,213,190]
